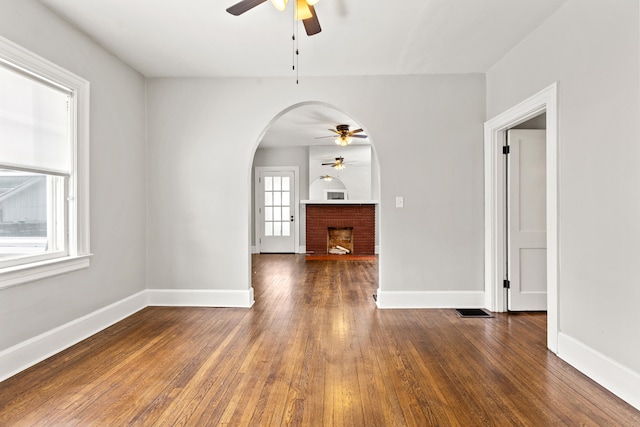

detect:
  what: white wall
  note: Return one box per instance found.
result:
[487,0,640,375]
[146,74,485,296]
[0,0,147,351]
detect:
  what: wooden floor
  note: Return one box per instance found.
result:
[1,255,638,426]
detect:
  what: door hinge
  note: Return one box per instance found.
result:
[502,146,510,155]
[503,279,510,289]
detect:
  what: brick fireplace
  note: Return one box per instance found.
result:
[305,204,376,255]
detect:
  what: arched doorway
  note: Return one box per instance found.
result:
[249,101,381,300]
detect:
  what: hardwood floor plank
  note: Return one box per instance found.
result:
[1,254,638,426]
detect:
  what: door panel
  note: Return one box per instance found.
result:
[508,129,547,311]
[259,170,295,253]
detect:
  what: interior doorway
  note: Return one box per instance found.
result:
[484,83,559,353]
[249,101,381,299]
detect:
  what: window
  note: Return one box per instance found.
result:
[0,36,90,288]
[264,175,291,237]
[0,170,66,266]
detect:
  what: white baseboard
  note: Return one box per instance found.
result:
[375,290,485,309]
[375,245,380,254]
[298,245,306,254]
[146,288,255,308]
[0,288,254,382]
[251,246,258,254]
[0,290,147,382]
[558,332,640,411]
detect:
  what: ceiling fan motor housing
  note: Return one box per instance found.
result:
[336,124,350,134]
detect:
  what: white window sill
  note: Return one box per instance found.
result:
[0,255,92,290]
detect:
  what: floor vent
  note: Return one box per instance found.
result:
[454,308,494,318]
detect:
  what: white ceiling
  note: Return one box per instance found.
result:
[38,0,567,148]
[39,0,567,78]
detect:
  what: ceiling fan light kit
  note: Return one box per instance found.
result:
[335,136,352,146]
[269,0,288,12]
[295,0,313,20]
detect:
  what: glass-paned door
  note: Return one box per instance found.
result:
[259,170,295,253]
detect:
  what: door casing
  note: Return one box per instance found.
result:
[484,83,559,353]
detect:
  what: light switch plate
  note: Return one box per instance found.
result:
[396,196,404,208]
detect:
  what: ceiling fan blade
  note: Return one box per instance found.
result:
[226,0,268,16]
[349,128,364,135]
[303,5,322,36]
[314,135,335,139]
[351,134,368,138]
[328,129,341,135]
[322,163,336,166]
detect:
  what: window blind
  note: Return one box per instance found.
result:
[0,62,71,176]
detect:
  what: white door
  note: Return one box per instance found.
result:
[507,129,547,311]
[258,170,295,253]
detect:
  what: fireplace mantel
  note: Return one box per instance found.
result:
[301,200,379,205]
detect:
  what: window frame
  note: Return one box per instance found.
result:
[0,36,91,289]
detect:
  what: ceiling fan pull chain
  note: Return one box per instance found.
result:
[291,3,299,84]
[295,7,300,84]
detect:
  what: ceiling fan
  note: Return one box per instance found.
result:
[316,124,368,146]
[322,156,350,170]
[226,0,322,36]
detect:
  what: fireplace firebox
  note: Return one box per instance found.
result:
[328,227,353,255]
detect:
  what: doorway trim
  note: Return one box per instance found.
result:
[484,83,559,353]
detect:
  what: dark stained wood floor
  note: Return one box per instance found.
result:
[1,254,638,426]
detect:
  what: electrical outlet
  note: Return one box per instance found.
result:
[396,196,404,208]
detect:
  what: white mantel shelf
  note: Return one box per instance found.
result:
[301,200,379,205]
